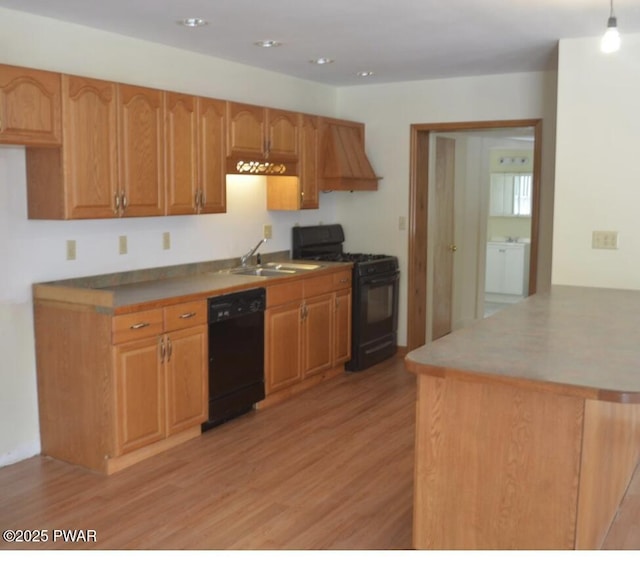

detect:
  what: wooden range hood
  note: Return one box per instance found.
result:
[320,118,379,191]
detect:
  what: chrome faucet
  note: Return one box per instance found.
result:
[240,238,267,267]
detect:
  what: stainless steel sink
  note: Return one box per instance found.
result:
[227,266,298,277]
[223,261,324,277]
[264,262,323,271]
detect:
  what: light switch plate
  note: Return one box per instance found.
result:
[66,240,76,261]
[399,216,407,231]
[162,232,171,250]
[119,235,128,255]
[263,224,273,239]
[592,230,619,250]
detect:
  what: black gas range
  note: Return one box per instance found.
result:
[292,224,399,371]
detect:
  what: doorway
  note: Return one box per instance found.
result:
[407,120,542,351]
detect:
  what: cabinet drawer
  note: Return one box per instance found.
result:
[164,300,207,331]
[112,309,163,344]
[267,280,304,308]
[332,270,352,289]
[304,274,335,298]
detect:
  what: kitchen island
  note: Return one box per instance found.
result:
[405,285,640,550]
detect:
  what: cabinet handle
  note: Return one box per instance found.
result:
[199,189,205,209]
[122,192,128,210]
[114,193,120,215]
[129,322,150,330]
[300,304,307,321]
[300,190,304,207]
[339,278,348,284]
[179,312,196,319]
[194,191,199,211]
[167,337,172,361]
[449,244,457,252]
[159,338,166,363]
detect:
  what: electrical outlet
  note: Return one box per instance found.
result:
[119,235,128,255]
[592,230,619,250]
[399,216,407,231]
[66,240,76,261]
[263,224,273,239]
[162,232,171,250]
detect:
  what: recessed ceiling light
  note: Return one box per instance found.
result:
[178,18,208,28]
[309,57,334,65]
[357,71,375,77]
[254,40,282,48]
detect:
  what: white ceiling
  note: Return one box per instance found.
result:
[1,0,639,86]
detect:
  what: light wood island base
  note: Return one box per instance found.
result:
[412,373,640,549]
[406,286,640,550]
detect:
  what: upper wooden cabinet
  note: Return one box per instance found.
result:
[3,62,376,219]
[226,101,299,165]
[26,79,165,219]
[266,108,299,161]
[266,113,319,211]
[198,97,227,214]
[118,84,165,217]
[60,75,118,219]
[299,113,320,209]
[26,75,119,219]
[165,93,226,215]
[0,64,61,146]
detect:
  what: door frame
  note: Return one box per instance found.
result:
[407,119,542,351]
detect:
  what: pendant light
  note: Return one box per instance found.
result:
[601,0,621,53]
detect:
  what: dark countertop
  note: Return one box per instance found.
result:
[33,259,352,314]
[405,285,640,403]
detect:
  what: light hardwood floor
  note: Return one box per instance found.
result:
[0,357,637,550]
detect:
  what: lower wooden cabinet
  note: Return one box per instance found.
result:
[265,299,304,393]
[114,336,165,455]
[333,288,352,365]
[34,298,207,474]
[113,323,208,456]
[164,324,208,435]
[264,268,352,400]
[303,293,334,378]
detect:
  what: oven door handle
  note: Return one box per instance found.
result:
[361,272,399,287]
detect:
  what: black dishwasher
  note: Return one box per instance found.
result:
[202,287,265,431]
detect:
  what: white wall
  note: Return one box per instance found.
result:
[553,33,640,288]
[0,7,340,466]
[335,71,558,346]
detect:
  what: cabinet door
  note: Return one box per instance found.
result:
[300,113,320,209]
[118,84,164,216]
[114,336,165,455]
[503,246,525,295]
[303,294,333,378]
[485,245,505,293]
[226,101,265,159]
[165,325,208,435]
[62,75,119,218]
[198,97,226,214]
[165,92,198,215]
[334,289,352,365]
[0,64,61,146]
[266,108,299,161]
[265,301,303,394]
